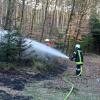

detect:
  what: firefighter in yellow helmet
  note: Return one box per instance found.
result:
[70,44,84,76]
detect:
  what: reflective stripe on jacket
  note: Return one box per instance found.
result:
[73,49,83,65]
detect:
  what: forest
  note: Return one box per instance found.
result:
[0,0,100,100]
[0,0,100,53]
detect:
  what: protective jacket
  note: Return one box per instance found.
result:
[71,48,83,65]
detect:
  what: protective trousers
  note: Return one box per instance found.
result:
[76,64,82,76]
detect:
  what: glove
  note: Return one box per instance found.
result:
[69,57,73,61]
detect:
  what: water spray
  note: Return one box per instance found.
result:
[0,29,69,60]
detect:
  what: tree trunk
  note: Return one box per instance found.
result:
[19,0,25,33]
[30,0,38,36]
[4,0,16,30]
[49,0,57,38]
[63,0,75,53]
[75,14,84,41]
[40,0,49,42]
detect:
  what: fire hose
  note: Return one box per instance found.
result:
[62,66,83,100]
[63,78,74,100]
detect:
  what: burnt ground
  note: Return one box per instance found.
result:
[0,54,100,100]
[0,70,34,100]
[0,59,67,100]
[23,54,100,100]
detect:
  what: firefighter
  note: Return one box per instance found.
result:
[44,39,50,46]
[70,44,84,76]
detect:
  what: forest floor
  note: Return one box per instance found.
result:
[0,54,100,100]
[63,54,100,100]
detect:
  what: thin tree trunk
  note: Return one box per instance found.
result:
[58,0,63,31]
[49,0,57,38]
[4,0,15,30]
[40,0,49,42]
[4,0,11,30]
[17,0,25,60]
[75,14,84,41]
[14,3,17,29]
[0,0,3,25]
[67,17,78,55]
[66,24,71,52]
[56,8,59,28]
[14,1,19,28]
[19,0,25,33]
[63,0,75,53]
[30,0,38,36]
[61,11,65,33]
